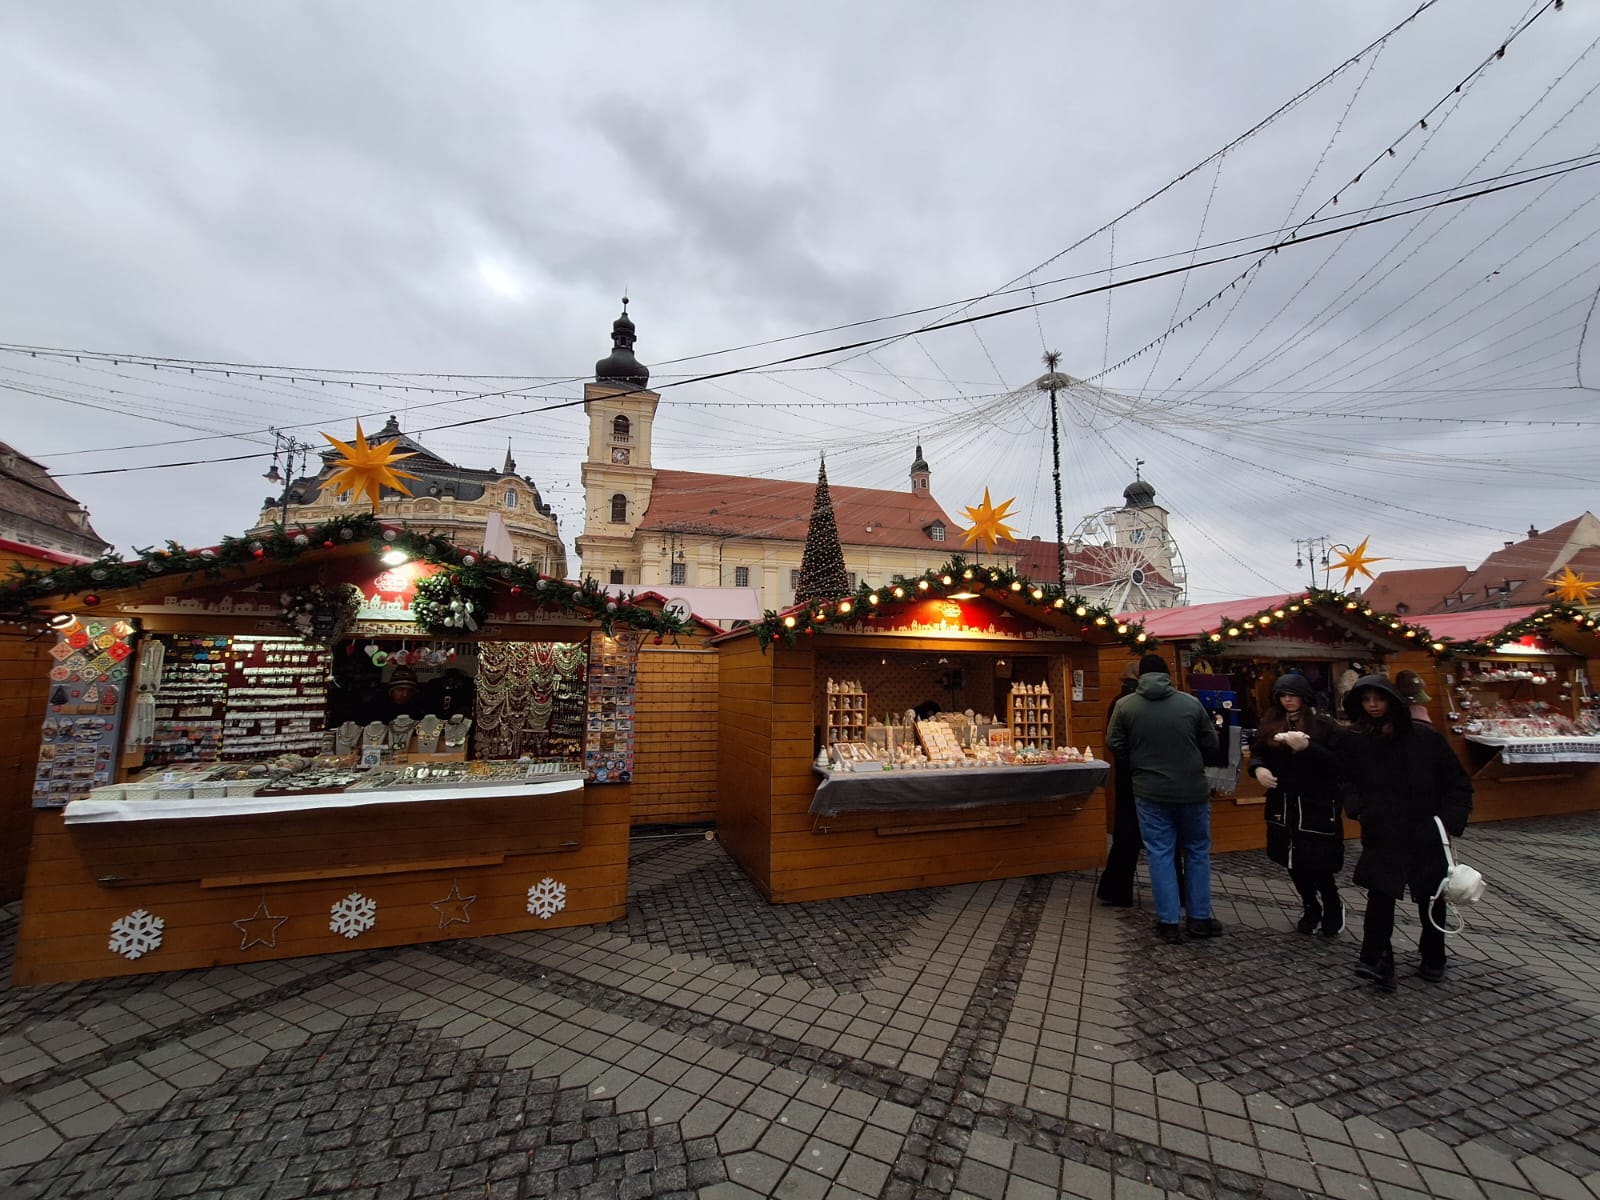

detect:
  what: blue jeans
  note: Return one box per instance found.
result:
[1135,798,1213,924]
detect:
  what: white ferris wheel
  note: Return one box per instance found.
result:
[1063,505,1187,613]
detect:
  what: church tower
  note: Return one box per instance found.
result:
[576,301,660,585]
[910,443,931,495]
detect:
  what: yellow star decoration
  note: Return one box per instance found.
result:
[1330,536,1389,588]
[322,421,420,511]
[960,489,1020,555]
[1545,565,1600,606]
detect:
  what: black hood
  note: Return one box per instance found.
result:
[1343,673,1413,730]
[1270,674,1316,704]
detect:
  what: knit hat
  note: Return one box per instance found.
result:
[1138,653,1171,676]
[1270,674,1315,703]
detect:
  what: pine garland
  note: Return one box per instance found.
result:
[411,571,493,634]
[3,513,689,639]
[279,583,362,646]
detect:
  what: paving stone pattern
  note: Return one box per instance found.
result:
[613,842,936,990]
[3,812,1599,1200]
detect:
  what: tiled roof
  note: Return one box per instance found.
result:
[1446,514,1600,609]
[640,470,960,552]
[0,441,109,552]
[1359,566,1468,615]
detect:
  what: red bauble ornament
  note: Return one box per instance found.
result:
[511,586,522,595]
[323,540,335,549]
[803,626,814,636]
[83,594,100,606]
[252,549,265,558]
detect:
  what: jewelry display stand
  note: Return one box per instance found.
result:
[388,715,417,756]
[414,715,443,755]
[334,721,362,756]
[442,715,472,748]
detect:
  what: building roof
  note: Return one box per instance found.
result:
[1445,513,1600,610]
[640,470,962,552]
[288,417,551,513]
[1359,565,1469,615]
[0,441,110,556]
[1118,592,1304,639]
[1414,605,1544,645]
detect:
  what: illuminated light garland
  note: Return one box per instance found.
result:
[749,555,1150,651]
[0,512,689,639]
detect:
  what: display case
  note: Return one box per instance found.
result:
[824,677,867,745]
[1007,680,1054,750]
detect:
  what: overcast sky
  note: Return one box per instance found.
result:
[3,1,1598,605]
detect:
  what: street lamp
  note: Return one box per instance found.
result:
[263,428,313,525]
[1039,351,1071,590]
[1293,536,1330,588]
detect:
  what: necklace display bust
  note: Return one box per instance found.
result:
[415,714,443,755]
[443,715,472,748]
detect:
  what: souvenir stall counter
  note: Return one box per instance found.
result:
[712,562,1137,903]
[1115,590,1427,853]
[1386,605,1600,824]
[8,519,685,985]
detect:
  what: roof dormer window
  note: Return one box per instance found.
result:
[929,521,946,543]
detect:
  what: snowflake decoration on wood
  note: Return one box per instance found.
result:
[329,892,377,939]
[526,877,568,920]
[108,908,165,960]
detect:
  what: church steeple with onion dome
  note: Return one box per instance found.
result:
[594,297,650,388]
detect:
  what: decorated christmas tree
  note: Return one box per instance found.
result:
[795,458,851,602]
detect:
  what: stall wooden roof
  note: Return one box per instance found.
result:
[1118,593,1302,639]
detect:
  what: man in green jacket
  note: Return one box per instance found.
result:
[1106,653,1222,944]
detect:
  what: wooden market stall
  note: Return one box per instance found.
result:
[1387,605,1600,823]
[1116,590,1431,853]
[712,559,1144,902]
[8,515,694,985]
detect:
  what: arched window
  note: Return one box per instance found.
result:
[611,415,631,443]
[503,487,517,508]
[610,493,628,523]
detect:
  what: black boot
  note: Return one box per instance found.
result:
[1296,900,1322,935]
[1355,948,1395,992]
[1319,895,1345,937]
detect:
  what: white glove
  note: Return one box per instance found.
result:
[1254,766,1279,789]
[1278,730,1311,752]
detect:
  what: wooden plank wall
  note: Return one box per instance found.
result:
[0,631,50,902]
[715,638,775,892]
[11,784,631,987]
[630,645,718,826]
[743,640,1111,904]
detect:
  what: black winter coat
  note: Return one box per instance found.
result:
[1249,714,1345,875]
[1337,676,1473,900]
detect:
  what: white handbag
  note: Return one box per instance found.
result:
[1429,816,1486,933]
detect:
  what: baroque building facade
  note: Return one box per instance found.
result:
[247,417,567,577]
[575,308,965,605]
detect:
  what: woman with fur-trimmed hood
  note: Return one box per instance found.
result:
[1250,674,1346,937]
[1337,674,1473,991]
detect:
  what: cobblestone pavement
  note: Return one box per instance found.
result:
[3,813,1599,1199]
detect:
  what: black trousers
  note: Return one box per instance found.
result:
[1097,780,1143,906]
[1361,890,1447,967]
[1288,865,1340,913]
